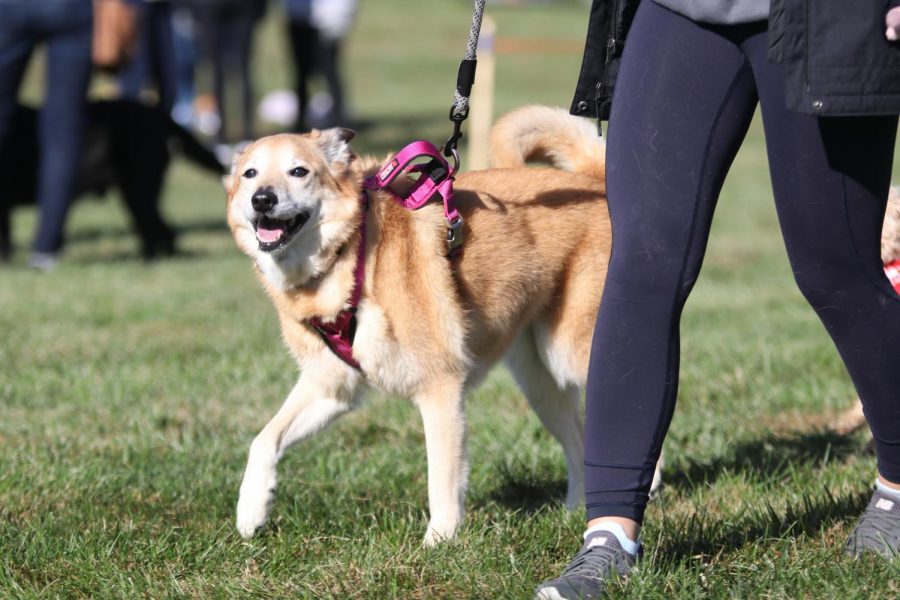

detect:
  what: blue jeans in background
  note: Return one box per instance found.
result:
[0,0,93,255]
[119,0,176,113]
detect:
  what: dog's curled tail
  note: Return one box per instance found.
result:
[488,105,605,181]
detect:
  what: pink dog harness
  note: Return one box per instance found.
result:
[305,141,463,369]
[364,140,464,257]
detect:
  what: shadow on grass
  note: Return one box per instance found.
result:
[478,460,568,513]
[478,430,868,519]
[666,430,863,492]
[646,429,873,557]
[651,487,870,562]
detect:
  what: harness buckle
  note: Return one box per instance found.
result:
[446,216,464,256]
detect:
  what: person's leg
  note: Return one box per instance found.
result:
[31,2,93,258]
[537,6,761,598]
[145,1,177,112]
[170,6,196,126]
[0,3,34,259]
[196,7,226,143]
[118,2,149,102]
[287,20,318,132]
[0,8,34,99]
[229,3,257,141]
[583,8,761,529]
[743,32,900,555]
[0,3,35,172]
[317,36,345,126]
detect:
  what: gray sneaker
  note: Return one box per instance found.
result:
[28,252,58,272]
[846,489,900,558]
[535,530,640,600]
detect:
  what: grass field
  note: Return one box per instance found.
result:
[3,1,900,598]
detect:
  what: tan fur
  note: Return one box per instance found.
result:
[490,104,605,185]
[227,106,650,543]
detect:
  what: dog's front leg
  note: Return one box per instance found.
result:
[236,369,357,538]
[414,381,468,546]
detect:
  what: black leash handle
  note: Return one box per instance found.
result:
[443,0,486,162]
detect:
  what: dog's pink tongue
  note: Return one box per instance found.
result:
[256,227,284,243]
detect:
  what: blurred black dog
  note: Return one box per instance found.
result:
[0,100,224,261]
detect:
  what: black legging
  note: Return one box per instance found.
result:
[287,21,345,131]
[194,1,260,143]
[584,1,900,524]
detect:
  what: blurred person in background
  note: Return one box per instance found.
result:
[119,0,177,112]
[0,0,93,271]
[188,0,266,147]
[169,1,198,127]
[285,0,357,130]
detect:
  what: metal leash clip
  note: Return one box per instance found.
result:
[446,216,464,256]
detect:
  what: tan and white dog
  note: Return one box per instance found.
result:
[225,105,659,544]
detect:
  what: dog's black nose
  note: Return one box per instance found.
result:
[251,188,277,213]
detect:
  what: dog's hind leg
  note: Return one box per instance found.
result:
[236,368,358,538]
[505,331,585,510]
[414,379,468,546]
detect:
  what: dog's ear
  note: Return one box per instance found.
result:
[221,148,246,192]
[315,128,356,167]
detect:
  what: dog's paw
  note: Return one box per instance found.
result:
[236,466,276,538]
[422,520,459,547]
[236,486,273,538]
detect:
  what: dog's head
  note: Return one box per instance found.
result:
[224,129,362,290]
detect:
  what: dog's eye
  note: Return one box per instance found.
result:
[243,168,258,179]
[289,166,309,178]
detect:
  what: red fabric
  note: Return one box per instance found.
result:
[885,260,900,294]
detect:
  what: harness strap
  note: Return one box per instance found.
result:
[306,193,368,369]
[365,140,463,257]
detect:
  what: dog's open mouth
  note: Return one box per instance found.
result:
[254,212,309,252]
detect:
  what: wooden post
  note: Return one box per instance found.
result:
[467,16,496,172]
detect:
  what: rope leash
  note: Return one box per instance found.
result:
[443,0,487,167]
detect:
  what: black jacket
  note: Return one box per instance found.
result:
[571,0,900,121]
[570,0,639,122]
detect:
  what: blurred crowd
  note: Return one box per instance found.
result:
[0,0,359,271]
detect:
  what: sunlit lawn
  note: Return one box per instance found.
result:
[2,1,899,597]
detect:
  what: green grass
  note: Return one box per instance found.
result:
[3,1,900,597]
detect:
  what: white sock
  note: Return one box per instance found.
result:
[875,478,900,500]
[583,522,640,556]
